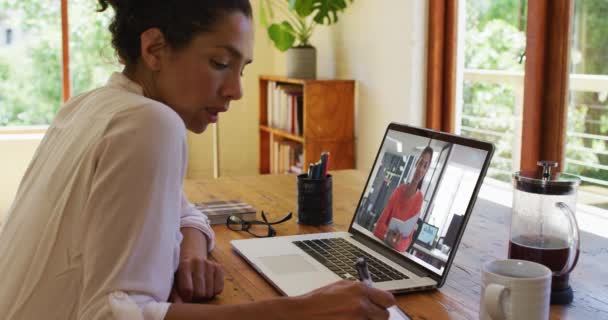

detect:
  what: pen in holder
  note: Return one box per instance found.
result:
[297,173,333,225]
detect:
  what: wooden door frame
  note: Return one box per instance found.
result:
[520,0,574,172]
[61,0,70,102]
[426,0,574,172]
[426,0,458,133]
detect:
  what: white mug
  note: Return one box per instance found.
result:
[479,259,552,320]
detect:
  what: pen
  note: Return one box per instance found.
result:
[356,258,412,320]
[320,152,327,178]
[323,152,330,177]
[313,160,322,179]
[355,257,373,288]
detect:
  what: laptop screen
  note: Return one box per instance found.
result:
[351,126,490,275]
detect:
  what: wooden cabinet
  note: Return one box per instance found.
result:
[259,75,355,174]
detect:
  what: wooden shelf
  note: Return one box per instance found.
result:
[259,74,355,85]
[259,75,355,174]
[259,125,304,143]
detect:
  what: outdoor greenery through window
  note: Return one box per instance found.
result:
[458,0,527,182]
[566,0,608,209]
[0,0,119,127]
[459,0,608,210]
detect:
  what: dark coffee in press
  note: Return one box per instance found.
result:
[510,161,581,305]
[509,234,579,291]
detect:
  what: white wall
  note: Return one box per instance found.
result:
[187,0,429,176]
[187,0,280,179]
[0,133,42,220]
[311,0,429,171]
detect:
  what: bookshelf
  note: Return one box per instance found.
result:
[259,75,355,174]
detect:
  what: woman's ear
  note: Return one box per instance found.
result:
[139,28,167,71]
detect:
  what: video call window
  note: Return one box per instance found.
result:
[352,130,488,275]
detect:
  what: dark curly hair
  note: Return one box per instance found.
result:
[97,0,252,65]
[416,146,434,190]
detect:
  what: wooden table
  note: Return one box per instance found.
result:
[184,170,608,319]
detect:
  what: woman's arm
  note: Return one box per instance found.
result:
[171,227,225,302]
[373,188,399,238]
[78,104,189,319]
[172,192,224,302]
[165,280,396,320]
[179,191,215,252]
[395,192,425,252]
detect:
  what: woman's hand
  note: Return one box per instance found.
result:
[384,229,402,249]
[171,228,225,303]
[292,280,396,320]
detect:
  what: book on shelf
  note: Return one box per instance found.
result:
[259,75,355,175]
[195,200,257,225]
[290,165,303,174]
[269,139,303,174]
[266,81,303,135]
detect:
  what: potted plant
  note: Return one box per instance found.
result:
[260,0,353,79]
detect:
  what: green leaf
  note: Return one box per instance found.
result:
[311,0,349,25]
[268,22,297,51]
[291,0,314,18]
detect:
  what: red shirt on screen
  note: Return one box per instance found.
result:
[373,184,423,252]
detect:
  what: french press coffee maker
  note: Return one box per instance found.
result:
[510,161,581,305]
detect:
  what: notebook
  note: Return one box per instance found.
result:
[195,200,256,225]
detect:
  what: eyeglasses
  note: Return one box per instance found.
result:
[226,211,293,238]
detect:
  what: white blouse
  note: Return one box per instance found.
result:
[0,73,215,320]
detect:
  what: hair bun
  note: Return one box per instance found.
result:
[97,0,123,12]
[99,0,252,66]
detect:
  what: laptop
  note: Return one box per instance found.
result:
[231,123,494,296]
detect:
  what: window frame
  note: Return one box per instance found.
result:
[61,0,70,102]
[426,0,458,133]
[520,0,574,172]
[426,0,575,173]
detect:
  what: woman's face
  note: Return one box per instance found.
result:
[153,12,254,133]
[412,152,432,184]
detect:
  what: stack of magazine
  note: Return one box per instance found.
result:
[195,200,257,225]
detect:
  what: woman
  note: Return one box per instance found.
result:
[373,147,433,252]
[0,1,394,319]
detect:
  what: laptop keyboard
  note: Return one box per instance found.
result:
[292,238,409,282]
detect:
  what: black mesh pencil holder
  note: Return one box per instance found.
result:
[297,174,333,225]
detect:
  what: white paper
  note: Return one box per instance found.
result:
[388,305,411,320]
[388,216,418,238]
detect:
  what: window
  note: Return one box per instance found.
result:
[0,0,118,127]
[0,1,61,126]
[433,0,608,211]
[456,0,528,182]
[566,0,608,209]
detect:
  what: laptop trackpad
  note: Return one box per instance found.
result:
[259,254,319,275]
